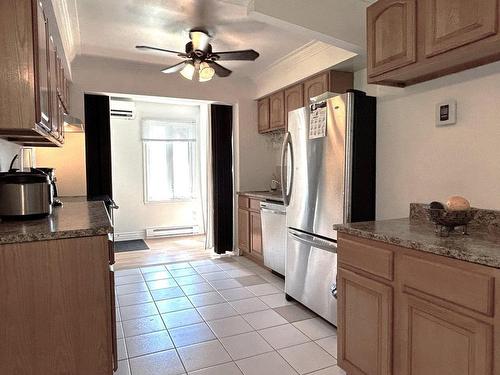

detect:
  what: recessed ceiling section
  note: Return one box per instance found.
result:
[73,0,312,77]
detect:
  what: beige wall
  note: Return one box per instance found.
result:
[35,133,87,196]
[70,55,278,193]
[355,61,500,219]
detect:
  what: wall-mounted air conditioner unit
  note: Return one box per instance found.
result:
[110,98,136,120]
[146,225,200,239]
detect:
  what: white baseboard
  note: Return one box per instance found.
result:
[114,231,145,241]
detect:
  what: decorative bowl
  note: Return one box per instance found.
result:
[428,208,476,236]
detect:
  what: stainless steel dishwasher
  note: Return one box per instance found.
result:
[260,201,286,276]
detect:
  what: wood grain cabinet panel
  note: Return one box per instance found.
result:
[269,91,285,130]
[258,97,270,133]
[284,84,304,130]
[238,208,250,253]
[303,73,329,104]
[338,267,393,375]
[367,0,417,77]
[423,0,498,58]
[250,211,263,258]
[398,294,492,375]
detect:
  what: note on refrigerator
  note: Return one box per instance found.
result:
[309,106,327,139]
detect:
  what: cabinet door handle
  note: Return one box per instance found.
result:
[109,269,118,371]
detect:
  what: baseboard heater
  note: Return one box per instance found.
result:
[146,225,200,239]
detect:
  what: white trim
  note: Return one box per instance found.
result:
[114,231,145,241]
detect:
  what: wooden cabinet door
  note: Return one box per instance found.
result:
[367,0,417,77]
[338,267,392,375]
[257,97,270,133]
[284,84,303,130]
[269,91,285,130]
[238,209,250,253]
[303,73,329,104]
[397,294,492,375]
[35,2,51,132]
[423,0,498,58]
[250,211,263,257]
[48,36,61,140]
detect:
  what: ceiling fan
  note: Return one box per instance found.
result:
[136,29,259,82]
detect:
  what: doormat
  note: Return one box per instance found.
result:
[114,239,150,253]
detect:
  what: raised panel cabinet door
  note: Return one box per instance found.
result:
[303,73,329,104]
[270,91,285,130]
[258,97,270,133]
[238,208,250,253]
[48,36,61,140]
[398,294,492,375]
[423,0,498,57]
[35,1,51,131]
[250,211,263,257]
[338,267,392,375]
[284,84,304,130]
[367,0,417,77]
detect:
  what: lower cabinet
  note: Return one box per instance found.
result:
[337,234,500,375]
[237,195,263,263]
[398,294,492,375]
[0,235,115,374]
[337,267,392,375]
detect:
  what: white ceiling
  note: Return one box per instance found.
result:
[72,0,312,77]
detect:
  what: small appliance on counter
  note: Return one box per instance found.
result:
[0,172,53,220]
[33,167,63,207]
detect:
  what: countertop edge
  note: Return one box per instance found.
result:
[238,191,284,202]
[334,222,500,269]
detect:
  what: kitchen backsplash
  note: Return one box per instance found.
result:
[0,139,21,172]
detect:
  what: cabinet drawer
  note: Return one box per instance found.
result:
[238,196,249,209]
[249,198,262,212]
[338,237,394,281]
[399,254,495,316]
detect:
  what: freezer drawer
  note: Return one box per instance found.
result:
[285,228,338,325]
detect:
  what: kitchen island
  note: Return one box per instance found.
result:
[0,199,116,375]
[333,204,500,375]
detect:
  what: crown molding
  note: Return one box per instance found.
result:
[253,41,357,97]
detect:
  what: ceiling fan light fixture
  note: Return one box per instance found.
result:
[190,30,210,51]
[199,62,215,82]
[180,61,195,80]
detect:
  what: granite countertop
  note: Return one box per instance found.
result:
[0,199,112,245]
[334,216,500,269]
[238,191,284,202]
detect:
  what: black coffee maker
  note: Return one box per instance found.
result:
[32,167,63,207]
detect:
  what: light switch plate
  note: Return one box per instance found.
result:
[436,100,457,126]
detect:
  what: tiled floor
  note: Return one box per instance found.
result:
[114,256,345,375]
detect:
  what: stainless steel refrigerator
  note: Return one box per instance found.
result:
[281,90,376,326]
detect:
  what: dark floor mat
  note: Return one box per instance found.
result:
[114,239,150,252]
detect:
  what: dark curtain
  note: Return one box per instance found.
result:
[84,94,113,200]
[211,104,234,254]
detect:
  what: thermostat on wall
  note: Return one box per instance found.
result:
[436,100,457,126]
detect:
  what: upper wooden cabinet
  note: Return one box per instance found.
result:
[269,91,285,130]
[257,97,270,133]
[284,84,304,129]
[0,0,69,146]
[367,0,500,86]
[257,70,353,134]
[303,73,330,104]
[367,0,417,78]
[423,0,498,57]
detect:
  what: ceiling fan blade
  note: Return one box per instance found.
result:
[136,45,184,55]
[208,61,232,77]
[161,61,187,74]
[211,49,259,61]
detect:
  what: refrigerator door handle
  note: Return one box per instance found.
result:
[281,132,293,207]
[289,229,337,253]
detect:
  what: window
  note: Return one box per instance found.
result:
[143,119,197,202]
